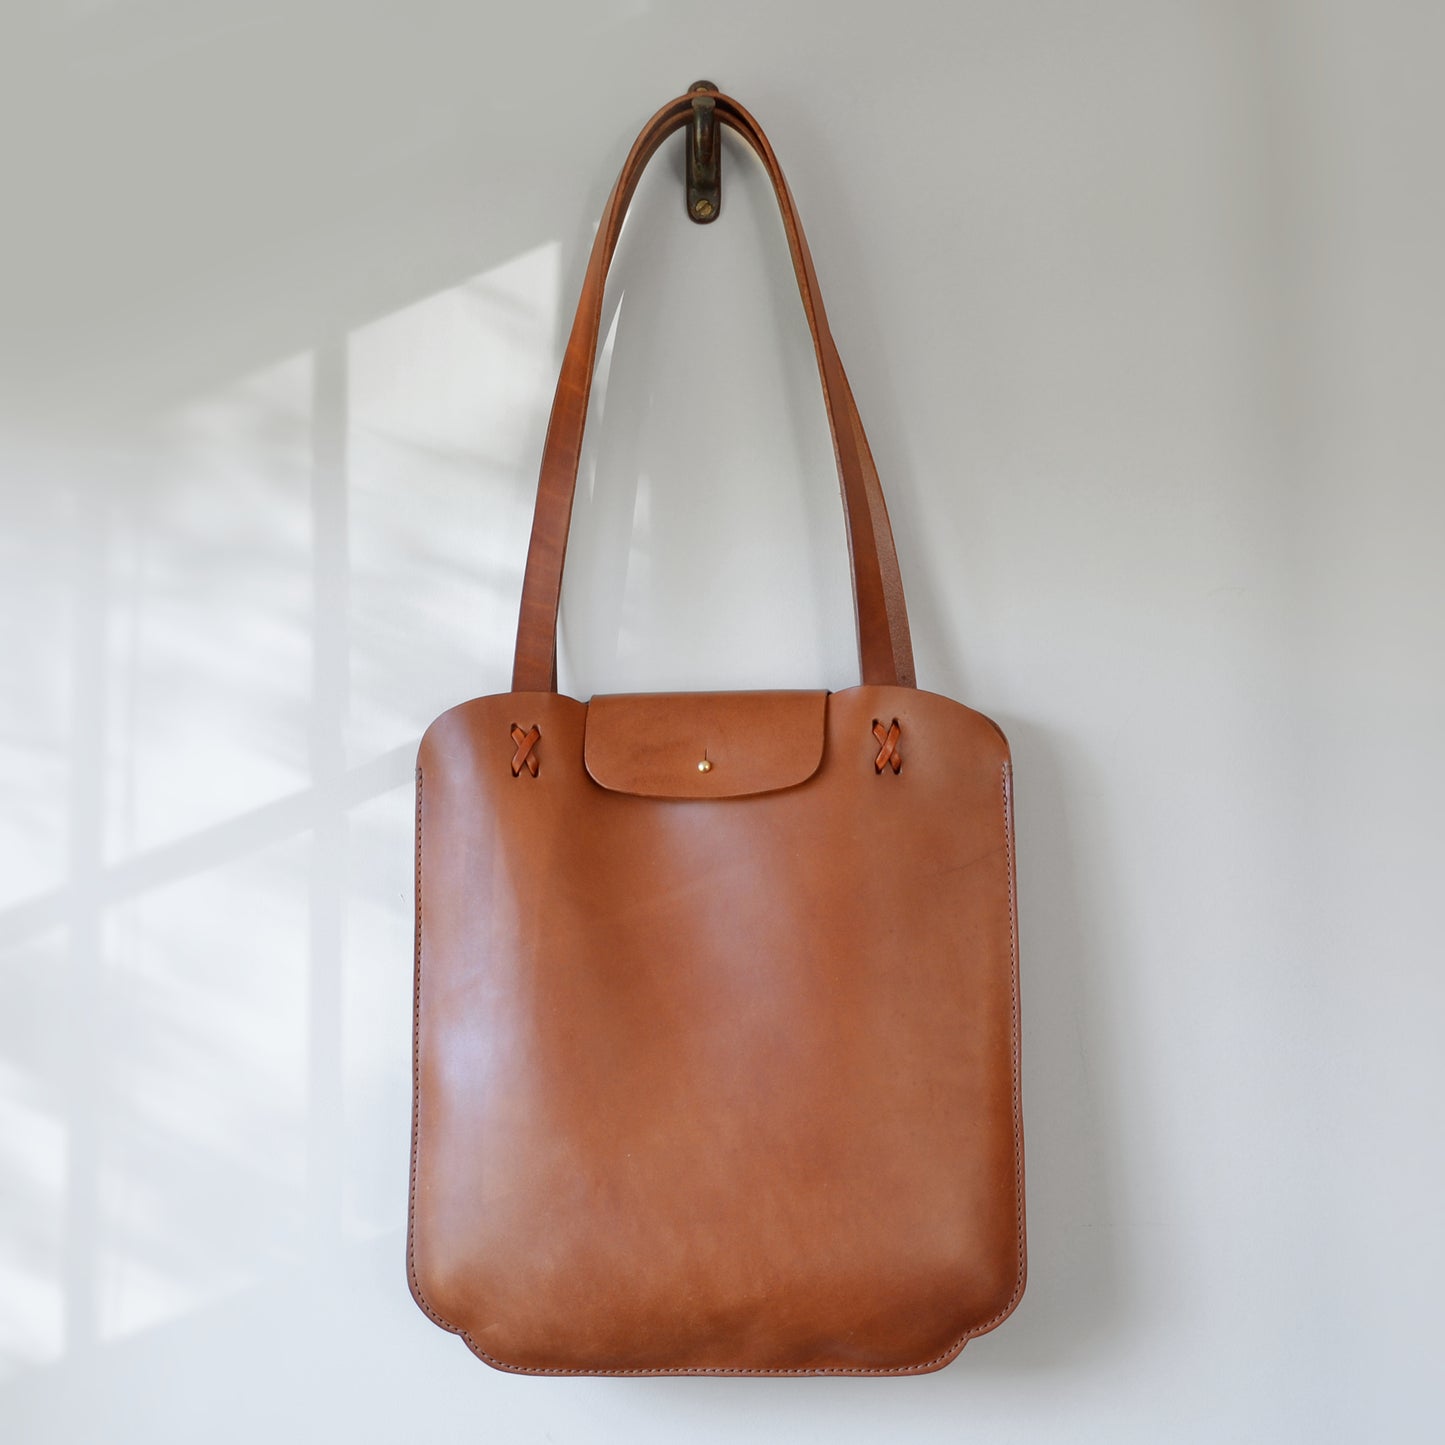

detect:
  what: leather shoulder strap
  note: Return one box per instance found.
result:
[511,87,915,693]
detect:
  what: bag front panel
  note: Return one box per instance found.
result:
[409,685,1025,1375]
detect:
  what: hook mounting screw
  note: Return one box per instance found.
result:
[686,80,721,225]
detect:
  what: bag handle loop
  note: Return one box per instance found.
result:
[511,87,915,693]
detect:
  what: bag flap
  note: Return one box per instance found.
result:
[584,691,827,799]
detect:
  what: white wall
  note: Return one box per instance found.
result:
[2,2,1441,1440]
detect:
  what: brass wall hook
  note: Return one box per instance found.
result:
[686,80,721,223]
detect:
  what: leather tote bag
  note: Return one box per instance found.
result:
[408,85,1026,1376]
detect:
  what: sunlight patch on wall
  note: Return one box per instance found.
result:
[103,355,314,864]
[339,788,413,1243]
[348,240,562,759]
[0,931,67,1381]
[95,836,309,1344]
[0,478,72,912]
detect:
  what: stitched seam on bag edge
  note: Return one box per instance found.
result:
[409,766,461,1339]
[408,747,1027,1374]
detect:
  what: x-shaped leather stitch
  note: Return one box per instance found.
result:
[510,723,540,777]
[872,718,902,774]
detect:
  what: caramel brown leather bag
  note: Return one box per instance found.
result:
[408,86,1026,1376]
